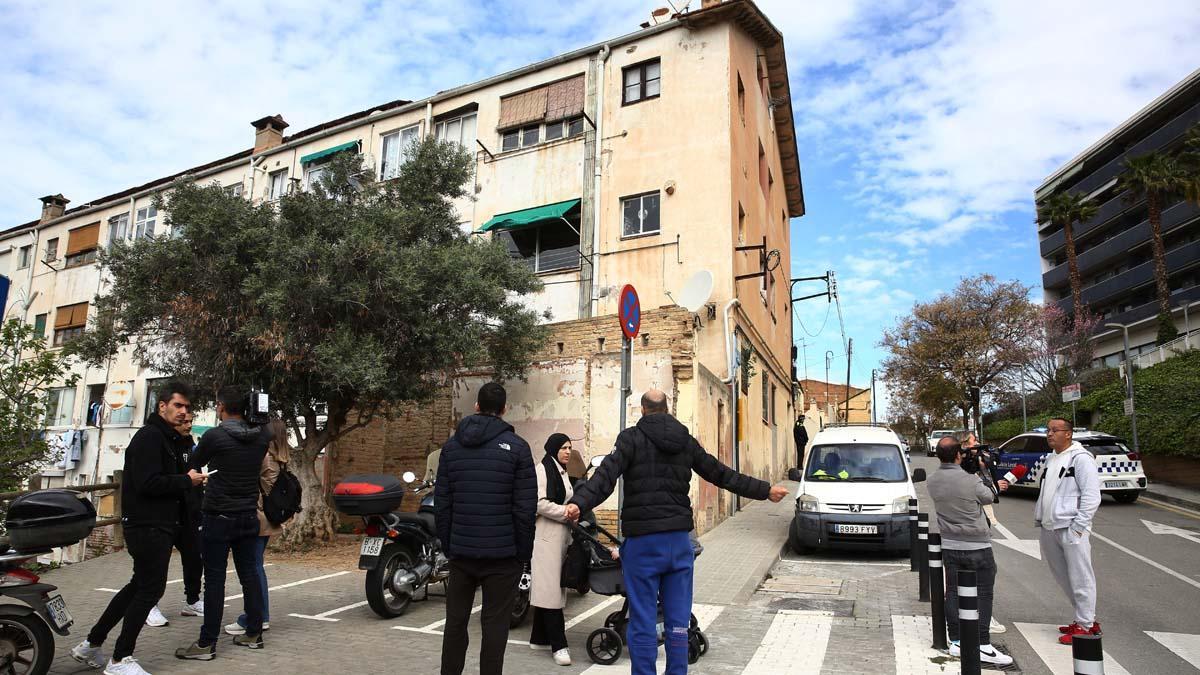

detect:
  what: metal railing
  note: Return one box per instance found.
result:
[0,471,125,549]
[1131,330,1198,369]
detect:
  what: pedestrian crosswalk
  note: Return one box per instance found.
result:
[740,610,833,674]
[1014,623,1131,675]
[1147,631,1200,671]
[577,603,725,674]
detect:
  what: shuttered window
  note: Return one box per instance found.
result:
[498,74,584,130]
[53,302,88,346]
[545,75,584,121]
[66,222,100,256]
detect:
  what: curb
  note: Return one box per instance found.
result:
[1143,489,1200,512]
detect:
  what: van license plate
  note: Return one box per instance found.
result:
[45,594,73,630]
[360,537,385,557]
[1104,481,1125,488]
[833,524,878,535]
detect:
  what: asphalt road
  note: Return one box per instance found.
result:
[911,454,1200,675]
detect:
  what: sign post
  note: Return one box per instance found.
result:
[1062,383,1081,428]
[617,285,641,523]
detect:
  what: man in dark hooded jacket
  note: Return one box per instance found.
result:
[435,382,536,675]
[566,389,789,675]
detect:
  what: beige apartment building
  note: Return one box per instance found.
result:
[1,0,804,535]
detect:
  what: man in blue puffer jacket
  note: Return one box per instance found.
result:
[435,382,536,675]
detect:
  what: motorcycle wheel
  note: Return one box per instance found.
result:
[0,613,54,675]
[365,543,418,618]
[586,628,623,665]
[509,590,531,628]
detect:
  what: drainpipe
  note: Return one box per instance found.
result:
[590,44,611,312]
[721,299,742,511]
[425,102,433,138]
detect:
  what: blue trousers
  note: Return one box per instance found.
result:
[621,531,693,675]
[237,536,271,626]
[199,512,263,646]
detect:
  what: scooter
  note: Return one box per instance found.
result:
[355,472,531,627]
[0,548,75,675]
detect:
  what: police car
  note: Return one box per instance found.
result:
[991,429,1147,503]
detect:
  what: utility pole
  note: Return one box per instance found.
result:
[1020,369,1028,432]
[824,350,834,420]
[870,368,877,424]
[844,338,853,424]
[1106,322,1140,455]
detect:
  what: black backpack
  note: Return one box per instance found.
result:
[262,462,303,526]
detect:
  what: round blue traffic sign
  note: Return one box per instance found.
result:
[619,284,640,339]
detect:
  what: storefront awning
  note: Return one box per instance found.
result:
[478,199,581,233]
[300,141,360,165]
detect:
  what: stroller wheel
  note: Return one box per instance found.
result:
[689,613,699,630]
[697,630,709,656]
[688,632,701,665]
[587,628,623,665]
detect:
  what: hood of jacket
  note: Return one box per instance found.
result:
[635,413,691,454]
[455,414,514,448]
[219,418,270,444]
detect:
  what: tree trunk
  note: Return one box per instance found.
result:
[277,436,338,549]
[1064,220,1084,324]
[1147,194,1172,316]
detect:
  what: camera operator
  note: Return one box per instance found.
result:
[926,436,1012,666]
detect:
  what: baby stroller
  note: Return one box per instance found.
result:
[569,519,710,666]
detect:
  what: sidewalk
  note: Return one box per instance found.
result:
[1144,481,1200,511]
[693,481,797,605]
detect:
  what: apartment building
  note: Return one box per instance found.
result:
[0,0,804,534]
[1035,68,1200,366]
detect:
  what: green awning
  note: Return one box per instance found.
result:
[478,199,581,233]
[300,141,360,165]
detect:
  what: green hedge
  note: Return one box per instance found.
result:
[984,350,1200,457]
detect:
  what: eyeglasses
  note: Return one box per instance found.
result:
[1047,428,1070,434]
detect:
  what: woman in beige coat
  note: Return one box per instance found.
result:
[529,433,575,666]
[226,419,289,635]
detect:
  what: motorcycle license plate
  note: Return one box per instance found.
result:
[833,524,878,535]
[45,594,73,630]
[360,537,385,557]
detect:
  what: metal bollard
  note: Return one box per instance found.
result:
[1073,634,1104,675]
[928,533,947,650]
[917,513,930,602]
[958,569,980,675]
[909,498,919,572]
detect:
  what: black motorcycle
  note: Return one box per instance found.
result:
[334,471,531,627]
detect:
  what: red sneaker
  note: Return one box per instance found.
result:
[1058,622,1080,634]
[1059,622,1101,645]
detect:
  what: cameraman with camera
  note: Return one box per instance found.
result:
[926,436,1012,666]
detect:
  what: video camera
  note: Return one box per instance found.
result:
[246,388,271,426]
[960,443,994,478]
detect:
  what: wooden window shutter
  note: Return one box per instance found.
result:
[66,222,101,256]
[498,86,549,130]
[545,75,584,121]
[55,302,88,329]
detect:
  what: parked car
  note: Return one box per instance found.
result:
[926,429,963,456]
[787,424,924,554]
[991,430,1146,503]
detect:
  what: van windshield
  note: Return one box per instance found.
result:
[805,444,907,482]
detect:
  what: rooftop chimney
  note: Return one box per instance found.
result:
[251,115,289,154]
[701,0,721,7]
[39,194,69,224]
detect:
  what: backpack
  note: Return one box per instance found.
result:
[262,462,303,526]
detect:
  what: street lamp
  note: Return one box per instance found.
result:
[1105,322,1140,456]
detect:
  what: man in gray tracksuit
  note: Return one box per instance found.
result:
[1034,417,1102,645]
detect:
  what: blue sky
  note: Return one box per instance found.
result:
[2,0,1198,416]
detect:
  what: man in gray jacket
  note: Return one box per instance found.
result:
[927,436,1012,666]
[1034,418,1102,645]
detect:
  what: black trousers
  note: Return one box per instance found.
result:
[530,607,567,652]
[199,511,263,646]
[441,557,522,675]
[943,547,996,645]
[175,518,203,605]
[87,526,174,661]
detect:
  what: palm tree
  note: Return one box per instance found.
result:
[1037,191,1098,326]
[1117,152,1189,343]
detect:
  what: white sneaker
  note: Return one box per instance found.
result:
[948,641,960,657]
[181,600,204,617]
[104,656,151,675]
[553,648,572,666]
[70,640,106,669]
[979,644,1014,666]
[529,643,551,651]
[145,606,168,627]
[989,617,1007,634]
[225,620,269,635]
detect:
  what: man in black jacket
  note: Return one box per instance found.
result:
[435,382,536,675]
[565,390,788,675]
[71,382,205,675]
[176,386,270,660]
[146,410,205,628]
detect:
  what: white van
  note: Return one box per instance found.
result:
[787,424,925,554]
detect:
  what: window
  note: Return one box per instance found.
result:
[737,73,746,124]
[17,245,31,270]
[494,217,582,274]
[144,378,179,423]
[32,314,47,339]
[770,383,778,426]
[767,268,777,314]
[53,302,88,346]
[501,117,583,152]
[305,163,329,191]
[435,113,477,149]
[805,444,907,482]
[45,386,77,427]
[65,222,100,267]
[762,375,771,424]
[268,170,288,201]
[621,192,661,238]
[758,142,769,198]
[737,203,746,244]
[622,58,661,105]
[380,124,421,180]
[108,213,129,247]
[544,117,585,142]
[44,238,59,263]
[134,206,157,239]
[225,183,244,197]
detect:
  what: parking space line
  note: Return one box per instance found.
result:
[408,604,483,632]
[289,600,370,622]
[565,596,622,631]
[95,565,275,593]
[227,570,352,600]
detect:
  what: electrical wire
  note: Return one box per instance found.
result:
[795,301,831,338]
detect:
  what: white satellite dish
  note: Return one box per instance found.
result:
[677,270,714,313]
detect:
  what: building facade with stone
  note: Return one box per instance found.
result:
[1,0,804,537]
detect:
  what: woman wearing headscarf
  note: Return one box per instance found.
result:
[529,433,575,666]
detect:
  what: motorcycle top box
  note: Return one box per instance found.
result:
[5,489,97,552]
[333,474,405,515]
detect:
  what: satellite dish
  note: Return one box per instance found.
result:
[677,270,714,313]
[103,382,135,410]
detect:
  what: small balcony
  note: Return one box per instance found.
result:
[1055,239,1200,316]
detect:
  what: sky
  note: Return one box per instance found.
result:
[2,0,1199,417]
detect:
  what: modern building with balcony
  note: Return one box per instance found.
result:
[1035,68,1200,367]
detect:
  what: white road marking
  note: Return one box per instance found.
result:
[992,523,1041,560]
[226,570,351,601]
[564,596,622,631]
[289,600,370,622]
[1146,632,1200,669]
[891,615,957,674]
[406,603,483,632]
[1014,623,1131,675]
[574,604,726,674]
[1141,519,1200,545]
[1090,531,1200,590]
[96,565,275,593]
[740,610,833,674]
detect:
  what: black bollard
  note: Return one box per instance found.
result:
[917,513,930,602]
[928,533,947,650]
[909,498,919,572]
[1072,634,1104,675]
[958,569,980,675]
